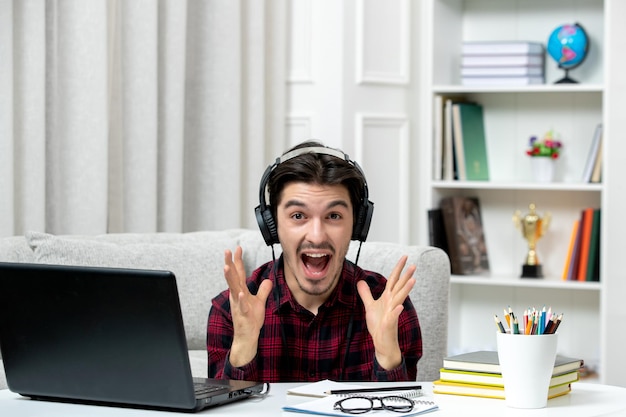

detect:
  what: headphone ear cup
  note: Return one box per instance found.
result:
[352,200,374,242]
[255,205,279,246]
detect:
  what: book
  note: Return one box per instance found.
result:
[439,196,489,275]
[585,209,601,282]
[462,41,544,56]
[451,104,467,181]
[427,208,449,254]
[451,102,489,181]
[432,380,571,400]
[433,94,466,181]
[438,367,579,388]
[442,351,584,375]
[567,214,586,281]
[461,76,544,86]
[577,208,595,281]
[444,98,455,180]
[590,134,604,183]
[442,97,467,180]
[562,219,580,281]
[462,54,544,67]
[432,95,444,180]
[461,66,544,77]
[581,124,603,182]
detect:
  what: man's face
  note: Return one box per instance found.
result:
[276,181,354,309]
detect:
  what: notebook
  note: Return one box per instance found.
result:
[0,262,265,412]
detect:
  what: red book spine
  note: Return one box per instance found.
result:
[577,208,594,281]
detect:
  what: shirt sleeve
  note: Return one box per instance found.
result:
[397,298,422,381]
[207,292,242,379]
[207,264,272,381]
[223,352,258,380]
[207,302,260,380]
[372,357,409,381]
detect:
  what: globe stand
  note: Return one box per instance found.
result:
[555,68,578,84]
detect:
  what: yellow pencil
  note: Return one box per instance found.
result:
[504,308,511,328]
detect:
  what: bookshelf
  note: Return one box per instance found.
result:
[420,0,626,385]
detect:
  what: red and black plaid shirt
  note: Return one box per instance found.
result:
[207,257,422,382]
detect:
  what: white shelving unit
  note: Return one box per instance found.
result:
[420,0,626,386]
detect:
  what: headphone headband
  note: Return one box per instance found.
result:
[278,146,348,164]
[255,145,374,246]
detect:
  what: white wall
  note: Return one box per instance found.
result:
[285,0,423,244]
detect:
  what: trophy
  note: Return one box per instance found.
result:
[512,203,551,278]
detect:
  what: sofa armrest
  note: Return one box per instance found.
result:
[0,236,35,263]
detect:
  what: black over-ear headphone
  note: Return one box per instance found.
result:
[254,146,374,246]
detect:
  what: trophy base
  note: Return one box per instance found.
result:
[521,264,543,278]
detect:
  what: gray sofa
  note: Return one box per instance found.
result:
[0,229,450,390]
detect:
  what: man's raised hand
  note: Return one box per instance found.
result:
[356,255,416,371]
[223,246,273,367]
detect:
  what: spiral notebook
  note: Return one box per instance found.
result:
[283,395,437,416]
[284,380,437,416]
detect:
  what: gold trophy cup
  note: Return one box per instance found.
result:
[513,203,551,278]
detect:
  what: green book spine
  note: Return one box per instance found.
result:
[457,103,490,181]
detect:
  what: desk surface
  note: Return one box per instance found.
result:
[1,382,625,416]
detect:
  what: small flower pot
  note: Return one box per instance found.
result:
[531,157,555,182]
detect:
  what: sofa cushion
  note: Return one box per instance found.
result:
[25,231,251,350]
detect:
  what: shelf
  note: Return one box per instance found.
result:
[431,181,603,192]
[425,0,612,384]
[450,275,601,291]
[433,84,604,94]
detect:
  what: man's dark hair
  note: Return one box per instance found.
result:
[267,141,367,226]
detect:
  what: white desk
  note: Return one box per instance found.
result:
[1,382,625,416]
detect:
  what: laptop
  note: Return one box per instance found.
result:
[0,262,265,412]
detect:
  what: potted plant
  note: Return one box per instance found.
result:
[526,130,563,182]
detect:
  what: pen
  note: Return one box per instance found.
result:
[325,385,422,395]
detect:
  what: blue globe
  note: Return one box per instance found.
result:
[547,23,589,83]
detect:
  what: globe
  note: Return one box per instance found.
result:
[547,23,589,84]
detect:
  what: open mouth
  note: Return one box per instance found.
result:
[301,252,331,278]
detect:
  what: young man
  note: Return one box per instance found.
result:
[207,141,422,382]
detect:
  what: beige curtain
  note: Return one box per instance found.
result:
[0,0,286,237]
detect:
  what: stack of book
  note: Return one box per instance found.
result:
[461,41,545,86]
[432,96,489,182]
[434,351,583,400]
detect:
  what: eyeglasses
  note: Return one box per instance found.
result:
[333,395,414,414]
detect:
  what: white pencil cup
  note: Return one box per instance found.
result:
[496,332,558,409]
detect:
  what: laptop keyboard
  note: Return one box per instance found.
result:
[194,382,227,398]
